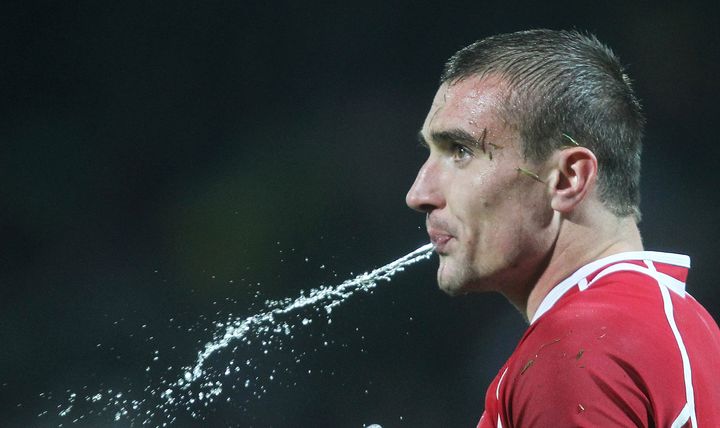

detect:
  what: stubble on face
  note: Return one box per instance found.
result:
[419,76,555,297]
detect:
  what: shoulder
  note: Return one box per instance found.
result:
[499,279,678,426]
[530,275,677,357]
[527,274,686,377]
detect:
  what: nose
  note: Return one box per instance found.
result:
[406,158,444,213]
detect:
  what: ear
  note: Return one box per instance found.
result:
[549,147,598,213]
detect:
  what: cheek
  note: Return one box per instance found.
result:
[497,185,555,254]
[449,166,547,241]
[465,173,514,218]
[452,182,493,238]
[456,192,505,254]
[477,180,549,244]
[517,185,554,227]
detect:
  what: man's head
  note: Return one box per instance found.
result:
[441,29,645,220]
[406,29,645,299]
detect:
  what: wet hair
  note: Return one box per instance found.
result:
[442,29,645,221]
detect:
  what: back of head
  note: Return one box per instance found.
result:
[442,29,645,221]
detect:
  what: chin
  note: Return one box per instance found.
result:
[437,259,493,296]
[436,265,469,296]
[437,256,474,296]
[439,284,464,296]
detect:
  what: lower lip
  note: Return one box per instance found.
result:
[432,235,453,253]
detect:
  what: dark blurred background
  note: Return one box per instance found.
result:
[2,1,719,427]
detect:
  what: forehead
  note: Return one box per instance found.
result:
[422,75,509,138]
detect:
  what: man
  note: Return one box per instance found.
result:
[406,29,720,427]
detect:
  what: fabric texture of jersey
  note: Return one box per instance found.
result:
[477,251,720,428]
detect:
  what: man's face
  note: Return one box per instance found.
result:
[406,75,557,297]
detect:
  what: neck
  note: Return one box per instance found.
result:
[520,207,643,323]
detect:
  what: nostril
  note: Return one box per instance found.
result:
[417,203,436,213]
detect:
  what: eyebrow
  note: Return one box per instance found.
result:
[417,128,481,148]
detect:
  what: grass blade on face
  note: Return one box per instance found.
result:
[516,167,545,183]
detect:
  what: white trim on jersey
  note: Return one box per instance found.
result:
[587,262,687,297]
[494,367,508,428]
[531,251,690,325]
[645,260,697,428]
[496,367,508,400]
[529,251,696,428]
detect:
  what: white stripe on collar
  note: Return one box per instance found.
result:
[530,251,690,325]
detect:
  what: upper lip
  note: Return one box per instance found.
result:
[426,216,455,246]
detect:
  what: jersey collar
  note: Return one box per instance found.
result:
[530,251,691,325]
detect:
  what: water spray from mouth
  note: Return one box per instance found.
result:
[48,243,434,426]
[167,243,434,397]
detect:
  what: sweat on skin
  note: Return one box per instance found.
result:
[406,74,643,322]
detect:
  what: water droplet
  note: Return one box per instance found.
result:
[52,243,433,425]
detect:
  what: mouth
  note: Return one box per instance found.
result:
[427,228,454,254]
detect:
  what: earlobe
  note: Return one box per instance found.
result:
[550,148,598,213]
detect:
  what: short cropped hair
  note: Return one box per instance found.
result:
[442,29,645,220]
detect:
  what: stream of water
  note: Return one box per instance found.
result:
[49,243,434,426]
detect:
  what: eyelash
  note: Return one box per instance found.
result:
[451,143,473,161]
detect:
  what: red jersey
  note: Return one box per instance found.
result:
[477,251,720,428]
